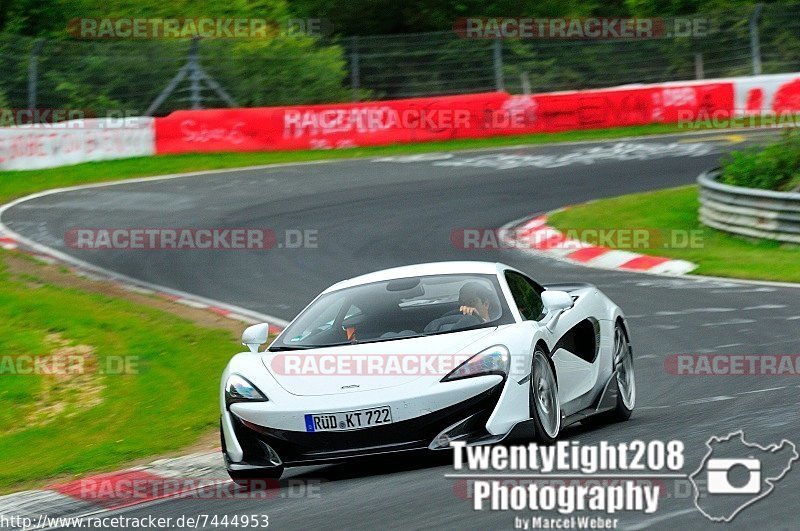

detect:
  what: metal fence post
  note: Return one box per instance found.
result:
[188,37,202,110]
[27,38,45,111]
[520,72,531,95]
[146,36,236,116]
[694,53,704,80]
[750,3,763,75]
[493,38,504,92]
[350,36,360,102]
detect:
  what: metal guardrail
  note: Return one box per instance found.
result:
[698,169,800,244]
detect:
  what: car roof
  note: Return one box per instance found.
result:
[323,261,510,293]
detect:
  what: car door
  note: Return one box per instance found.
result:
[504,271,596,413]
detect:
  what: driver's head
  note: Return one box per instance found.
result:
[458,282,493,312]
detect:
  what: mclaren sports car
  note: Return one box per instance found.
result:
[220,261,635,482]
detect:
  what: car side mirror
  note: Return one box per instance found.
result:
[242,323,270,353]
[542,291,573,332]
[542,290,573,313]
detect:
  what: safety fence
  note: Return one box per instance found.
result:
[2,4,800,114]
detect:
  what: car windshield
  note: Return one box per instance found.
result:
[269,273,513,349]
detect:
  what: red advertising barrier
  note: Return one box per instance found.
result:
[525,83,733,131]
[155,92,512,154]
[156,76,793,155]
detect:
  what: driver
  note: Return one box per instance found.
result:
[424,281,496,333]
[457,282,493,323]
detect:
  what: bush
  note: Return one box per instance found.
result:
[720,128,800,192]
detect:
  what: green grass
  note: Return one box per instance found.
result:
[549,186,800,283]
[0,123,694,204]
[0,255,237,493]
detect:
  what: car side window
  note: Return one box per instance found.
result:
[505,271,545,321]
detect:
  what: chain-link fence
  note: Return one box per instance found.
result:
[1,4,800,118]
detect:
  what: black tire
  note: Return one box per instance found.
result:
[608,322,635,421]
[582,322,635,426]
[529,347,561,444]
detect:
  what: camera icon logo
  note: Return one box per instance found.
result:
[690,431,798,522]
[706,458,761,494]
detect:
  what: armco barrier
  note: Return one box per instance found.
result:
[698,170,800,244]
[0,118,155,171]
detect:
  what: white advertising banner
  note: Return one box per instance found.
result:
[730,72,800,114]
[0,117,155,171]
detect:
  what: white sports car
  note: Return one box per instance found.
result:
[220,261,634,483]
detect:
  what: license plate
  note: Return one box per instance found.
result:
[304,406,392,432]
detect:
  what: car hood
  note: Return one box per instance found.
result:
[261,327,496,396]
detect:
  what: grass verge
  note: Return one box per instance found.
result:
[0,252,243,493]
[548,186,800,283]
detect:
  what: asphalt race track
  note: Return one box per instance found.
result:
[4,130,800,530]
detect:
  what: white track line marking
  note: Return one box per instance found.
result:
[680,396,736,405]
[737,386,787,395]
[641,386,791,410]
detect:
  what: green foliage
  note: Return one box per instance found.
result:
[0,0,797,111]
[0,0,293,37]
[720,128,800,191]
[0,0,350,113]
[202,36,352,107]
[287,0,611,36]
[623,0,757,16]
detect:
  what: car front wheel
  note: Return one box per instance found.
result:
[529,347,561,444]
[609,322,635,420]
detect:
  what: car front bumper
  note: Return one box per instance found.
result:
[222,381,510,469]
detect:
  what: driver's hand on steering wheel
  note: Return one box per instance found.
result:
[460,306,483,320]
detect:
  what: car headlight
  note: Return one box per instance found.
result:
[225,374,268,407]
[441,345,510,382]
